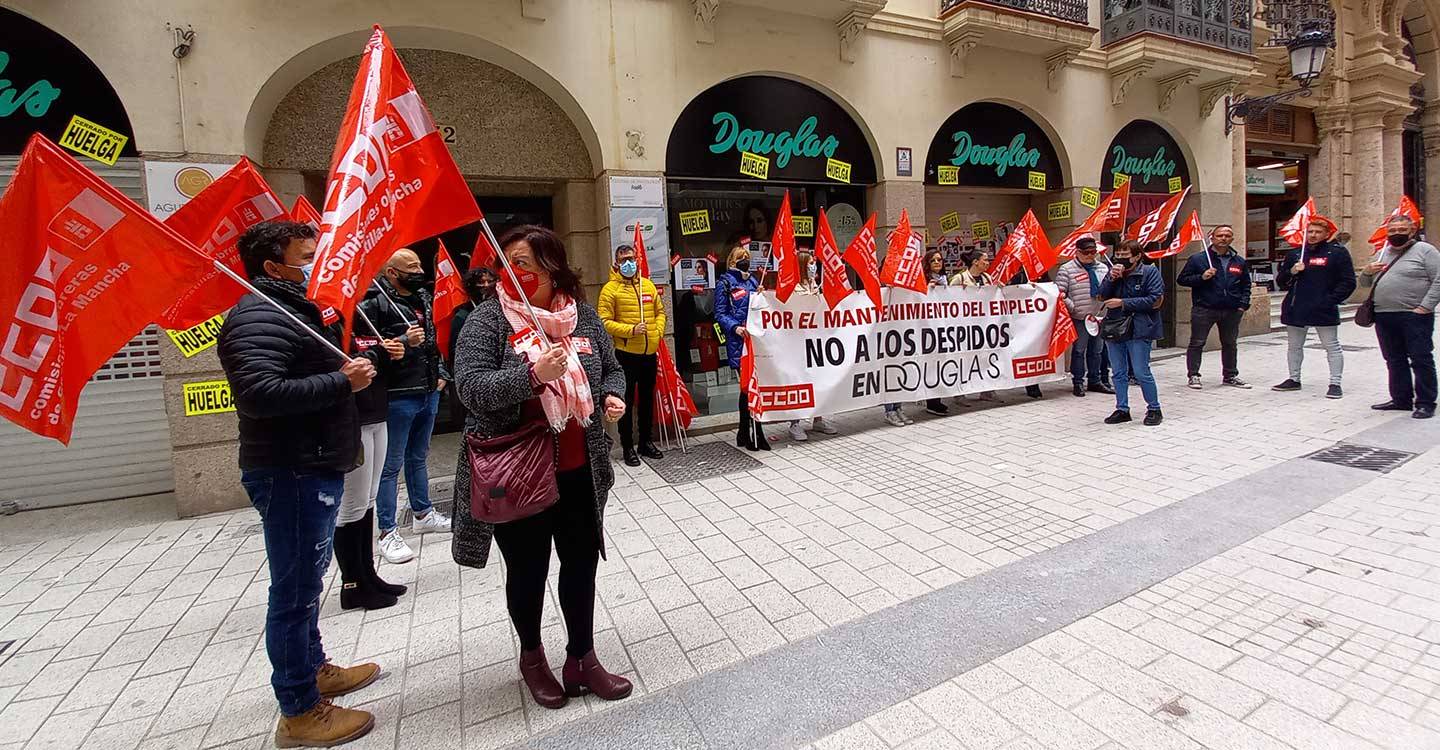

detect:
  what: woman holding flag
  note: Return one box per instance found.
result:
[451,225,633,709]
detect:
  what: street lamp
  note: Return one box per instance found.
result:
[1224,1,1336,134]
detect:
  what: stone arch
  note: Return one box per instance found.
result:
[975,97,1074,188]
[243,26,602,177]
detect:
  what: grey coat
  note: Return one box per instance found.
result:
[450,299,627,569]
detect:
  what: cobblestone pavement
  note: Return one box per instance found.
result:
[0,322,1436,750]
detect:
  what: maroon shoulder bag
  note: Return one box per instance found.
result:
[466,420,559,524]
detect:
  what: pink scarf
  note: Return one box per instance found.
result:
[498,287,594,431]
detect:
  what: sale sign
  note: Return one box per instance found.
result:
[744,284,1064,420]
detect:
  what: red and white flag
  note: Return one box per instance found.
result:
[158,158,285,329]
[632,218,651,278]
[470,228,499,271]
[879,209,927,293]
[431,240,468,362]
[1279,197,1339,249]
[740,341,764,419]
[1147,211,1205,260]
[291,195,323,231]
[1047,299,1078,363]
[814,208,855,309]
[654,339,698,430]
[989,209,1053,283]
[1125,186,1190,245]
[0,136,213,443]
[1056,182,1131,262]
[843,213,883,309]
[307,25,482,339]
[771,192,800,302]
[1367,196,1422,252]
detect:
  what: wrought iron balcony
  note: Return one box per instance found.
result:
[1102,0,1254,54]
[941,0,1089,26]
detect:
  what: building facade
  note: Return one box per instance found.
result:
[0,0,1430,516]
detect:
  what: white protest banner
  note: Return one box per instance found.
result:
[746,284,1065,421]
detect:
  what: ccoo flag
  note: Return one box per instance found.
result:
[771,192,800,302]
[989,209,1053,283]
[291,195,323,231]
[1368,196,1423,253]
[159,158,285,329]
[1147,210,1204,260]
[879,209,927,293]
[431,240,468,362]
[814,209,855,309]
[307,25,482,339]
[1125,186,1189,245]
[0,135,212,443]
[842,213,883,308]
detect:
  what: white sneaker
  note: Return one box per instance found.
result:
[811,416,838,435]
[378,530,415,564]
[788,422,809,441]
[412,509,451,534]
[883,411,906,427]
[899,407,915,425]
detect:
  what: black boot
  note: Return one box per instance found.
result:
[336,517,397,611]
[638,442,663,460]
[359,509,406,598]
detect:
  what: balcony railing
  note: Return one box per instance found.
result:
[941,0,1090,26]
[1101,0,1253,54]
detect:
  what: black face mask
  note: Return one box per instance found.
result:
[1114,256,1134,269]
[395,271,427,291]
[1388,233,1412,247]
[733,259,751,273]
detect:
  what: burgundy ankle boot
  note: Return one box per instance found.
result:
[518,647,567,709]
[562,650,633,700]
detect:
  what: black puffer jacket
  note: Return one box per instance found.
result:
[350,286,391,425]
[357,277,451,397]
[218,277,361,473]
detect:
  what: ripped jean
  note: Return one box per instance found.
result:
[241,467,345,716]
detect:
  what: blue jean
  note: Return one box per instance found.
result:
[376,390,440,532]
[1070,321,1104,385]
[1106,339,1160,411]
[241,467,345,717]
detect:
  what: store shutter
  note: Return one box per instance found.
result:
[0,156,175,511]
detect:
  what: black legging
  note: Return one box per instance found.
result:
[616,351,657,448]
[492,466,599,658]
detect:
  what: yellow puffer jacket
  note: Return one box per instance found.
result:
[597,270,665,355]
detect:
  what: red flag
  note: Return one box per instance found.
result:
[0,136,213,443]
[158,158,285,329]
[771,192,799,302]
[291,195,323,231]
[1125,186,1190,244]
[989,210,1053,283]
[1047,299,1078,363]
[1279,197,1339,248]
[470,229,498,271]
[1147,211,1205,260]
[653,339,697,430]
[431,241,468,362]
[1055,185,1130,262]
[307,25,482,340]
[879,209,927,293]
[740,341,764,419]
[1368,196,1423,252]
[632,219,650,278]
[842,213,883,309]
[814,209,855,309]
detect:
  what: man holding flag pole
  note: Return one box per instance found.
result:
[1177,224,1252,390]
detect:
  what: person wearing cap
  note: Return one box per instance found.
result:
[1054,237,1115,398]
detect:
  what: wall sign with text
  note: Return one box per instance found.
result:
[1100,120,1190,195]
[925,102,1062,190]
[0,9,137,156]
[666,75,877,184]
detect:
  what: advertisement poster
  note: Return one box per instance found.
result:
[675,257,717,289]
[144,161,235,219]
[608,175,669,285]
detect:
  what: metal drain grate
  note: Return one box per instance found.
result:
[644,441,765,485]
[1307,444,1417,473]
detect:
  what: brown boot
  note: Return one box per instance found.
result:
[518,647,567,709]
[317,662,380,698]
[563,650,633,701]
[274,699,374,748]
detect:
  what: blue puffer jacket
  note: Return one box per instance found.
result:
[714,268,760,369]
[1098,264,1165,341]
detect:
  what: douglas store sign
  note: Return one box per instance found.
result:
[1101,120,1190,194]
[666,75,877,184]
[925,102,1062,190]
[0,8,137,157]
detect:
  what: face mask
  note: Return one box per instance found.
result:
[1388,233,1412,247]
[733,259,750,274]
[396,271,427,290]
[618,259,638,278]
[1114,256,1133,269]
[283,262,314,284]
[501,267,544,301]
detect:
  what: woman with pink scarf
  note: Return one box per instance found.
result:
[450,226,632,710]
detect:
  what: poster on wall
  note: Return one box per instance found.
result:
[675,257,717,289]
[144,161,235,219]
[608,175,669,284]
[826,202,864,254]
[924,102,1062,190]
[0,9,138,157]
[1101,120,1190,195]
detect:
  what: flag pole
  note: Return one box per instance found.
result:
[211,261,351,362]
[371,280,416,326]
[479,217,552,347]
[355,304,385,341]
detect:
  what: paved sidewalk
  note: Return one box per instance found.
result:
[0,322,1436,750]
